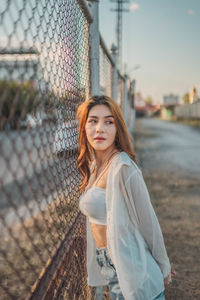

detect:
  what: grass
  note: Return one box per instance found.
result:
[170,118,200,131]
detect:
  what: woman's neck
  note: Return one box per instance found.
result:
[94,147,118,168]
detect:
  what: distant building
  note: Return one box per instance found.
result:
[189,86,198,104]
[161,93,180,120]
[0,48,52,94]
[0,48,40,85]
[163,94,179,106]
[0,48,50,128]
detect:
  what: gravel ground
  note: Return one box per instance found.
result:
[134,118,200,300]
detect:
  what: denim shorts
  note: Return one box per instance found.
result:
[96,247,124,300]
[96,247,165,300]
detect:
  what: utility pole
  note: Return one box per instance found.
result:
[110,0,129,71]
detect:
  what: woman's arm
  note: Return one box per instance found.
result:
[125,168,172,280]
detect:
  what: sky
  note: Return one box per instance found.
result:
[99,0,200,103]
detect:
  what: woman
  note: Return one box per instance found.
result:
[76,95,175,300]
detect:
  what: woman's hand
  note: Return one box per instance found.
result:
[164,263,176,287]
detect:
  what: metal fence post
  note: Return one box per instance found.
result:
[130,79,136,133]
[111,44,118,102]
[123,73,128,124]
[88,0,100,96]
[87,4,104,299]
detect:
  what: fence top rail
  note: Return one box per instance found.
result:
[117,70,125,82]
[99,34,115,67]
[77,0,93,23]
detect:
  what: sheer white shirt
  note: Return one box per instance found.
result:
[85,152,171,300]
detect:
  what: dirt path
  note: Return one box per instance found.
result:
[134,118,200,300]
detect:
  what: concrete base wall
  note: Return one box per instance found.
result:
[175,102,200,119]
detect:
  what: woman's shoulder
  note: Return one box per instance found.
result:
[112,151,141,175]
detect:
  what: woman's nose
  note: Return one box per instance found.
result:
[96,122,104,132]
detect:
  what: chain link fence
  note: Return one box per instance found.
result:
[0,0,92,299]
[99,36,113,97]
[0,1,136,299]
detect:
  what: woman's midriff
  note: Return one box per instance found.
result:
[90,223,107,248]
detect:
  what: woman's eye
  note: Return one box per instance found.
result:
[89,119,96,123]
[106,120,113,124]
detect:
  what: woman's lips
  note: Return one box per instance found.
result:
[94,137,105,141]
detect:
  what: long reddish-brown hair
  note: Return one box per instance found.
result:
[76,95,137,192]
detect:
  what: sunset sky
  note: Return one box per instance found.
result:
[99,0,200,103]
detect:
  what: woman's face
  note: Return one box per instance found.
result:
[85,104,117,152]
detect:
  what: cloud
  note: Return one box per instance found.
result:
[129,3,139,12]
[187,9,195,15]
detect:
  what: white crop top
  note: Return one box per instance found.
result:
[79,152,120,226]
[79,186,106,225]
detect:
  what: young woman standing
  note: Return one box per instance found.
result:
[77,95,175,300]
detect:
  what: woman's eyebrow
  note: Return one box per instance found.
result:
[88,115,114,118]
[105,115,114,118]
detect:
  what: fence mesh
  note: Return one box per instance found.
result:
[0,0,91,299]
[99,40,113,98]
